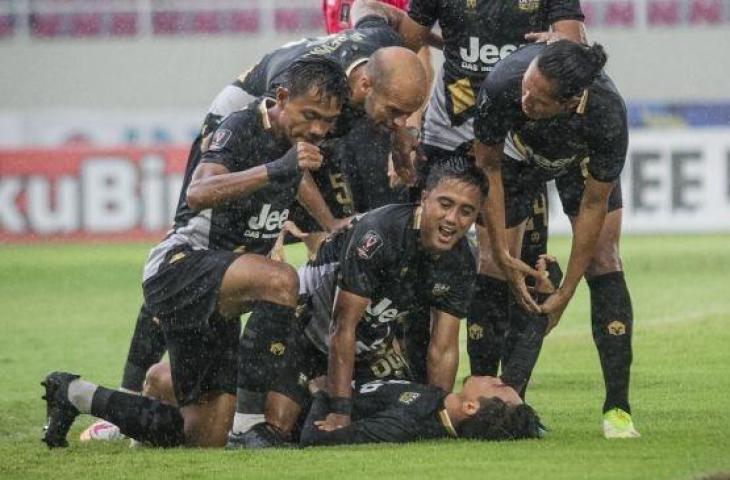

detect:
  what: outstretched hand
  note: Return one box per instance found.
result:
[315,413,351,432]
[500,254,542,313]
[391,127,421,186]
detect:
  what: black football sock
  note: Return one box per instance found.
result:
[235,301,297,430]
[467,275,509,376]
[90,387,185,447]
[500,298,548,397]
[588,271,633,414]
[121,304,167,392]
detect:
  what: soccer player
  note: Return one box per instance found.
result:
[83,21,430,442]
[226,34,429,434]
[300,375,542,445]
[348,0,586,396]
[474,40,638,438]
[231,163,485,448]
[41,57,350,449]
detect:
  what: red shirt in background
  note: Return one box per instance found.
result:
[322,0,409,33]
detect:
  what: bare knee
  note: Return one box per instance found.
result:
[267,263,299,306]
[144,362,175,404]
[586,244,622,278]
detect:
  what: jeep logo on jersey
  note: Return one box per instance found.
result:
[247,204,289,231]
[365,298,408,324]
[460,38,519,66]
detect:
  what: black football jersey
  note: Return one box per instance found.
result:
[475,43,628,183]
[309,203,476,354]
[239,15,402,99]
[301,380,453,445]
[408,0,583,149]
[166,99,297,253]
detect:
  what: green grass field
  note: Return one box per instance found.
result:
[1,235,729,479]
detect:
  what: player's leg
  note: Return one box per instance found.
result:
[500,187,549,398]
[80,304,167,442]
[567,185,637,437]
[558,168,638,438]
[467,225,511,376]
[232,300,296,435]
[142,362,176,405]
[468,158,549,393]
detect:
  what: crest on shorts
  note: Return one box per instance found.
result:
[356,230,383,260]
[607,321,627,336]
[209,128,232,151]
[432,283,450,297]
[399,392,421,405]
[518,0,540,12]
[468,323,484,340]
[466,0,477,11]
[269,341,286,356]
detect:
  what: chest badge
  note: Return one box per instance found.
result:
[518,0,540,12]
[399,392,421,405]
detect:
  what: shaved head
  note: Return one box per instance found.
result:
[359,46,428,129]
[367,46,428,110]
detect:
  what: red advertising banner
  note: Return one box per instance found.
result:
[0,146,189,243]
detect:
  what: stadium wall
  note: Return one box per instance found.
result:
[2,128,729,241]
[0,28,729,112]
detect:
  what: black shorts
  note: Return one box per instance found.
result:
[502,156,623,228]
[163,315,240,406]
[142,245,239,405]
[143,245,238,330]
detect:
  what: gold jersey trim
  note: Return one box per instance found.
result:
[438,409,459,438]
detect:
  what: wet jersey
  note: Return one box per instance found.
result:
[303,203,476,354]
[408,0,584,150]
[143,99,297,281]
[301,380,453,445]
[239,16,401,99]
[474,43,628,184]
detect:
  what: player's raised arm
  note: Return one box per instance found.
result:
[351,0,436,52]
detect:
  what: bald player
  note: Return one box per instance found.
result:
[231,43,428,435]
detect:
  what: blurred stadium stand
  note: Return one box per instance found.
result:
[0,0,728,239]
[1,0,729,40]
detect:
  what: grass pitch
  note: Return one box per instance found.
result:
[1,235,729,480]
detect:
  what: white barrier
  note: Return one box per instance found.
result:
[548,128,730,234]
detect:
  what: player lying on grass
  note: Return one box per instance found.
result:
[299,375,543,446]
[41,57,349,449]
[227,163,484,448]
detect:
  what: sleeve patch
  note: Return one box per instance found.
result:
[356,230,384,260]
[209,128,233,151]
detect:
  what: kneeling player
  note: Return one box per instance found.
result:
[230,163,486,447]
[40,58,349,449]
[301,375,543,446]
